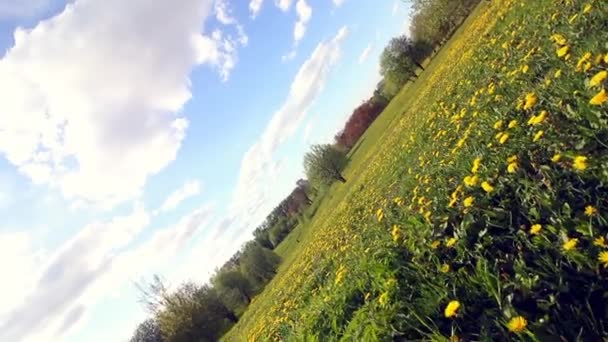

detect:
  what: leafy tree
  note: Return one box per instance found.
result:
[303,144,348,186]
[137,277,236,342]
[240,242,281,290]
[380,36,427,90]
[130,318,163,342]
[214,269,254,304]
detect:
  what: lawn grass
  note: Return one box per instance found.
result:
[224,0,608,340]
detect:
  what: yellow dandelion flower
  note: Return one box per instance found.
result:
[507,316,528,333]
[594,236,606,247]
[391,225,402,243]
[481,181,494,193]
[499,133,510,144]
[527,110,548,126]
[508,155,518,163]
[551,153,562,162]
[448,197,458,208]
[573,156,588,170]
[523,92,537,110]
[599,252,608,268]
[583,3,592,14]
[533,130,544,142]
[444,300,461,318]
[508,161,519,173]
[464,175,479,187]
[376,208,384,222]
[554,69,562,78]
[590,71,608,87]
[446,237,457,247]
[508,120,518,128]
[605,53,608,64]
[590,89,608,105]
[463,196,475,207]
[440,264,450,273]
[431,240,441,249]
[378,292,390,307]
[522,65,529,73]
[563,238,579,251]
[550,33,567,46]
[530,224,542,235]
[493,120,504,130]
[585,205,598,217]
[576,52,592,71]
[471,157,482,173]
[557,45,570,58]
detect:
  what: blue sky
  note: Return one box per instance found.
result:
[0,0,411,340]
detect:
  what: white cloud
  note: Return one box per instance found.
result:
[333,0,346,7]
[159,180,202,213]
[0,205,150,341]
[0,201,215,342]
[229,26,349,242]
[274,0,293,11]
[0,0,245,209]
[358,43,373,64]
[294,0,312,43]
[214,0,235,24]
[249,0,264,18]
[0,0,51,19]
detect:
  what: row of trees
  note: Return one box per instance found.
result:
[378,0,482,99]
[131,241,281,342]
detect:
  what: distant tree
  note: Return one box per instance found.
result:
[130,318,163,342]
[240,242,281,290]
[214,269,254,304]
[136,277,236,342]
[334,100,385,150]
[380,35,428,90]
[156,283,236,342]
[304,144,348,186]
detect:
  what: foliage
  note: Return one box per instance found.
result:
[240,242,281,290]
[303,144,348,187]
[334,99,386,150]
[130,318,163,342]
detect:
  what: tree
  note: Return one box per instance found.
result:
[214,269,254,304]
[380,36,428,90]
[156,283,236,342]
[240,242,281,290]
[303,144,348,186]
[136,277,237,342]
[130,318,163,342]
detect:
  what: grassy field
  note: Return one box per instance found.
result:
[225,0,608,340]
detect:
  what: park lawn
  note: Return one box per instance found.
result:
[225,0,608,340]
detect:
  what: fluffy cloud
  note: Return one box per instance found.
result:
[214,0,235,24]
[0,205,150,341]
[159,180,202,213]
[294,0,312,43]
[358,43,373,64]
[274,0,293,11]
[229,26,349,239]
[0,202,214,342]
[333,0,346,7]
[249,0,264,18]
[0,0,243,209]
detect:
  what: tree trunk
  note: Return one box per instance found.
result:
[414,61,425,71]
